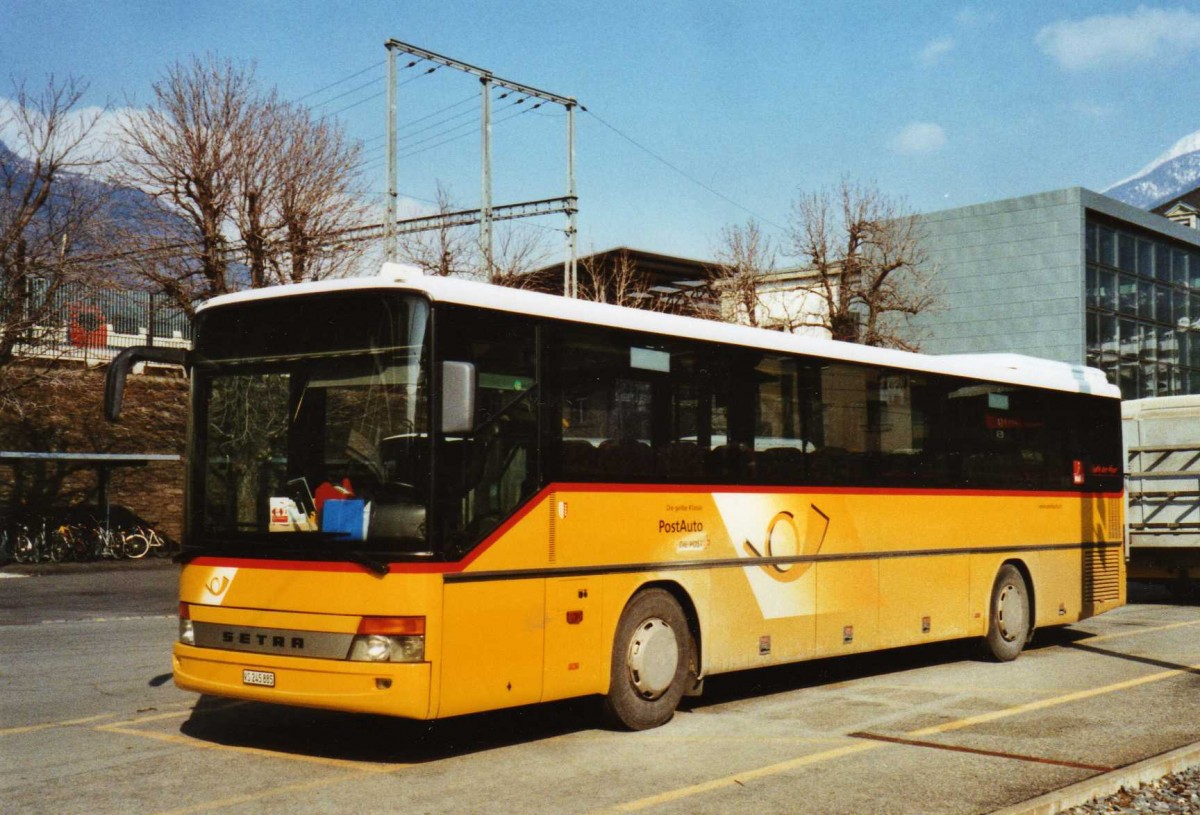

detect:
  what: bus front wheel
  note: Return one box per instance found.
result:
[603,589,691,731]
[983,564,1031,662]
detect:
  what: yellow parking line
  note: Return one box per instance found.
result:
[0,699,204,737]
[1083,618,1200,644]
[96,722,405,772]
[599,742,882,813]
[0,712,116,736]
[596,660,1200,814]
[910,661,1200,737]
[98,709,193,728]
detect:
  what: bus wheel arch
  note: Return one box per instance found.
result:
[983,560,1035,662]
[602,584,699,730]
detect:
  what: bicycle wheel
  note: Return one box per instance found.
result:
[47,532,71,563]
[11,532,35,564]
[122,531,151,559]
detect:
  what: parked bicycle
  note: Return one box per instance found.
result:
[8,517,71,563]
[138,525,178,559]
[1,510,173,564]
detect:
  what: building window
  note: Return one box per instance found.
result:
[1085,217,1200,397]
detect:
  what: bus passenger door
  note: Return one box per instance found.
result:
[543,577,603,701]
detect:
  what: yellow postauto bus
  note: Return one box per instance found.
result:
[107,263,1125,730]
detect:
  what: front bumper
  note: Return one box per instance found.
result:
[173,643,433,719]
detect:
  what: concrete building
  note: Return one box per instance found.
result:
[909,187,1200,398]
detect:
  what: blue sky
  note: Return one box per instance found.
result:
[4,1,1200,260]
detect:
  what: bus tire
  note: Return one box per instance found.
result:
[603,589,691,731]
[983,564,1031,662]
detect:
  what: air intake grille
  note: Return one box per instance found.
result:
[1083,545,1121,603]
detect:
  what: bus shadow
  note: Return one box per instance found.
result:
[682,629,1089,712]
[1064,640,1200,676]
[179,694,600,764]
[177,632,1100,762]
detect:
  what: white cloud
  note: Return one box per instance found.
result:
[0,97,139,177]
[1036,6,1200,71]
[889,122,947,155]
[918,37,956,66]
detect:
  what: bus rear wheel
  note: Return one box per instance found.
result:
[984,564,1031,662]
[603,589,691,731]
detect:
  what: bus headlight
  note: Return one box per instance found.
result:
[348,616,425,663]
[348,634,424,662]
[179,602,195,646]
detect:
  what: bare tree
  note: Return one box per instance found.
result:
[117,56,247,309]
[396,182,555,287]
[708,219,776,327]
[0,75,110,406]
[573,249,706,314]
[487,223,555,288]
[578,248,647,306]
[271,102,365,284]
[786,179,937,350]
[396,183,472,277]
[230,87,280,290]
[116,55,365,313]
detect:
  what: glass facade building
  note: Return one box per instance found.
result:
[913,188,1200,400]
[1085,218,1200,397]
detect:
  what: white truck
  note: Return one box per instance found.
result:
[1123,395,1200,599]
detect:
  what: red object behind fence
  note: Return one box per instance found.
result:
[68,304,108,348]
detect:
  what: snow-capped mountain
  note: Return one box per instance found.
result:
[1105,129,1200,209]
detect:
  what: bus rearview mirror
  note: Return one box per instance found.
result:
[442,361,476,434]
[105,346,188,421]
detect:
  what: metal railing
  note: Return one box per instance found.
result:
[2,278,192,363]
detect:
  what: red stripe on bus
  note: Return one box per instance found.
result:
[548,482,1123,500]
[189,481,1121,574]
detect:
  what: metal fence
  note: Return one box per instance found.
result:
[5,278,192,363]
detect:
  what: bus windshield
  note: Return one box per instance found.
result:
[191,292,432,565]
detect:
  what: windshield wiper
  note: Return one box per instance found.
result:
[185,534,392,575]
[343,551,390,576]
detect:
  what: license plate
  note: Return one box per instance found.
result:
[242,669,275,687]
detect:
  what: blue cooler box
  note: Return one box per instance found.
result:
[322,499,367,541]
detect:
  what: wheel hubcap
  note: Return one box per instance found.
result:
[996,583,1027,642]
[626,618,679,699]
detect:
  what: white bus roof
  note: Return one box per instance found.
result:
[198,264,1120,399]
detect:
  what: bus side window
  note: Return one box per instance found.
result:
[752,354,821,485]
[435,306,538,554]
[553,325,730,484]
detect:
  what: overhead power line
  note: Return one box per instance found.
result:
[583,108,786,233]
[320,65,442,122]
[322,89,386,120]
[311,76,383,110]
[296,60,385,104]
